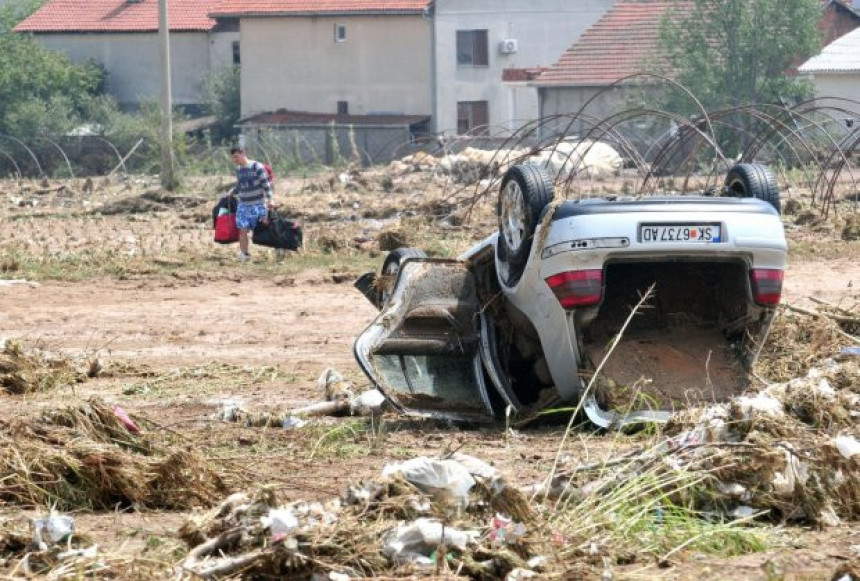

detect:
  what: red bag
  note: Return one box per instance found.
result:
[213,195,239,244]
[214,212,239,243]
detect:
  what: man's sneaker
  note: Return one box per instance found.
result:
[237,251,250,263]
[274,248,286,263]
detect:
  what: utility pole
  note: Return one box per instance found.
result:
[158,0,178,189]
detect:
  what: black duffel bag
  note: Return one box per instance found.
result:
[252,209,303,250]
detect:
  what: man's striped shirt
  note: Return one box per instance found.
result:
[235,161,272,205]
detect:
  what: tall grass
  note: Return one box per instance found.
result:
[549,463,772,562]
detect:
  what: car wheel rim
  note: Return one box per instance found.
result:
[501,180,526,253]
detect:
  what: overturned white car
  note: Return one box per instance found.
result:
[353,164,787,427]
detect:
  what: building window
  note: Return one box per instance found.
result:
[337,101,349,115]
[457,101,489,135]
[232,41,241,65]
[456,30,488,66]
[334,24,347,43]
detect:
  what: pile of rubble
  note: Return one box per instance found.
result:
[389,140,623,185]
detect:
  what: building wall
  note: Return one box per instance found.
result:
[209,30,238,74]
[36,31,237,108]
[432,0,615,137]
[811,74,860,117]
[239,16,432,118]
[538,84,632,138]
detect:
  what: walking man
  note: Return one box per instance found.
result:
[229,146,272,262]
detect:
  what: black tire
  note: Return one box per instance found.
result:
[497,164,555,287]
[379,247,426,305]
[724,164,780,213]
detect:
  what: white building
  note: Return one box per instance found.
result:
[211,0,615,144]
[799,27,860,120]
[432,0,615,137]
[14,0,238,111]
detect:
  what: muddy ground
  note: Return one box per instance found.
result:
[0,171,859,580]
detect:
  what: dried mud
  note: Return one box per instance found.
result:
[589,328,749,412]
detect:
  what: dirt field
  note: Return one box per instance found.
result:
[1,172,859,580]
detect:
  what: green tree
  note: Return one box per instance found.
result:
[656,0,821,114]
[0,2,105,137]
[202,65,241,143]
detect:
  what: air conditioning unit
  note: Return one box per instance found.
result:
[499,39,519,54]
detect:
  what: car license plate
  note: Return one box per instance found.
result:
[640,224,721,243]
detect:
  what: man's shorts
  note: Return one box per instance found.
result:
[236,203,267,230]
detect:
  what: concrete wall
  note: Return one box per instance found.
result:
[243,124,416,165]
[239,16,432,118]
[538,84,631,137]
[811,74,860,118]
[36,31,238,108]
[209,30,238,73]
[432,0,615,137]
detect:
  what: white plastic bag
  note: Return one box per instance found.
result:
[260,508,298,539]
[835,435,860,459]
[382,457,475,508]
[32,513,75,550]
[350,389,386,416]
[382,518,475,564]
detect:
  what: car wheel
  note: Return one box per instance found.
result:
[379,247,426,305]
[497,164,555,287]
[724,163,780,213]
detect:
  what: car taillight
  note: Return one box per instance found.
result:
[545,269,603,308]
[750,268,783,306]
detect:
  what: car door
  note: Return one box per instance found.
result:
[353,259,497,423]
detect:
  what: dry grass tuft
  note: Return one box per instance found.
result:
[0,398,227,511]
[842,213,860,241]
[378,229,409,251]
[0,340,85,394]
[755,309,847,382]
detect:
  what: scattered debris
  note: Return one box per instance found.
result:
[527,139,623,180]
[176,453,534,580]
[97,190,208,215]
[590,359,860,526]
[0,511,169,579]
[228,368,387,427]
[0,356,857,578]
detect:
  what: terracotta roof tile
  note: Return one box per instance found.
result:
[14,0,219,33]
[535,1,692,87]
[211,0,430,17]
